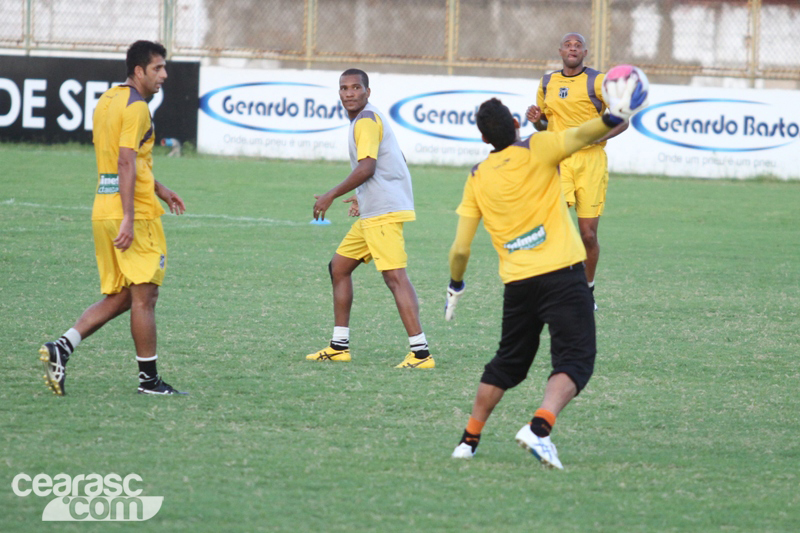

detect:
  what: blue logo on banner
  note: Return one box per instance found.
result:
[199,82,347,134]
[389,90,523,142]
[632,99,800,152]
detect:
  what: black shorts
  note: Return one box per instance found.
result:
[480,263,596,393]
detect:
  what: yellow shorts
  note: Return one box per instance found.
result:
[560,146,609,218]
[336,219,408,271]
[92,218,167,294]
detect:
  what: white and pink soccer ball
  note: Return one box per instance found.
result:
[602,64,650,120]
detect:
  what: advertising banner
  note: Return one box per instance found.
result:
[0,55,199,144]
[197,67,538,165]
[608,84,800,179]
[198,67,800,179]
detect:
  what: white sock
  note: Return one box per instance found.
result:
[409,332,428,353]
[332,326,350,347]
[61,328,82,354]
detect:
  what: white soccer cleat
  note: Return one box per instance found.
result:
[514,424,564,470]
[451,442,475,459]
[602,64,649,121]
[444,283,466,321]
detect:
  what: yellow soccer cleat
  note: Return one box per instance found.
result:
[306,346,351,362]
[394,352,435,369]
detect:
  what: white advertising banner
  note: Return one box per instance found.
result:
[198,67,800,179]
[197,67,538,165]
[608,84,800,179]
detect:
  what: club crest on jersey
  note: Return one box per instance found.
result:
[504,225,546,253]
[559,87,569,99]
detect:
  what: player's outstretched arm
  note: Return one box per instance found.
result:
[446,215,480,321]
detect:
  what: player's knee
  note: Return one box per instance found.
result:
[481,360,526,390]
[381,269,409,293]
[580,229,598,247]
[551,365,593,396]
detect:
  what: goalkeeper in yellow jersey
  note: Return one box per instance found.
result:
[448,69,648,467]
[527,33,629,309]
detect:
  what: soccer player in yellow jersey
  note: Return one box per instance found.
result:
[448,83,647,466]
[526,33,628,309]
[307,69,434,369]
[39,41,187,396]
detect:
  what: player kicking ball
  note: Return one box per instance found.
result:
[448,66,649,468]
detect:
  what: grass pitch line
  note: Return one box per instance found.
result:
[1,198,303,226]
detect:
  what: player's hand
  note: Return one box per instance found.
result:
[343,195,359,217]
[114,217,134,251]
[526,105,542,123]
[444,280,466,321]
[156,183,186,215]
[313,192,334,220]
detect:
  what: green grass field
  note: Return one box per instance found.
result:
[1,143,799,532]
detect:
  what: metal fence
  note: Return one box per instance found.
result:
[2,0,798,84]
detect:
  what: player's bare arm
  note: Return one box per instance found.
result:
[313,157,376,220]
[114,147,137,251]
[155,180,186,215]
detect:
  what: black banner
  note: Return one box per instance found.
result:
[0,55,199,144]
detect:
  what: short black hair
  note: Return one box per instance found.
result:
[340,68,369,88]
[126,40,167,77]
[476,98,517,151]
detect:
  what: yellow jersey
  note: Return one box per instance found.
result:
[536,67,607,149]
[91,85,164,221]
[456,131,586,284]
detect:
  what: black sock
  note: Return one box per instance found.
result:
[412,348,430,359]
[450,279,465,291]
[460,430,481,452]
[330,342,348,351]
[138,360,158,384]
[530,417,553,438]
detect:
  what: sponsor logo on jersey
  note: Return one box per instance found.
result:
[96,174,119,194]
[504,225,546,253]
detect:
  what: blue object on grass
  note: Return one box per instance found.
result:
[310,219,332,225]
